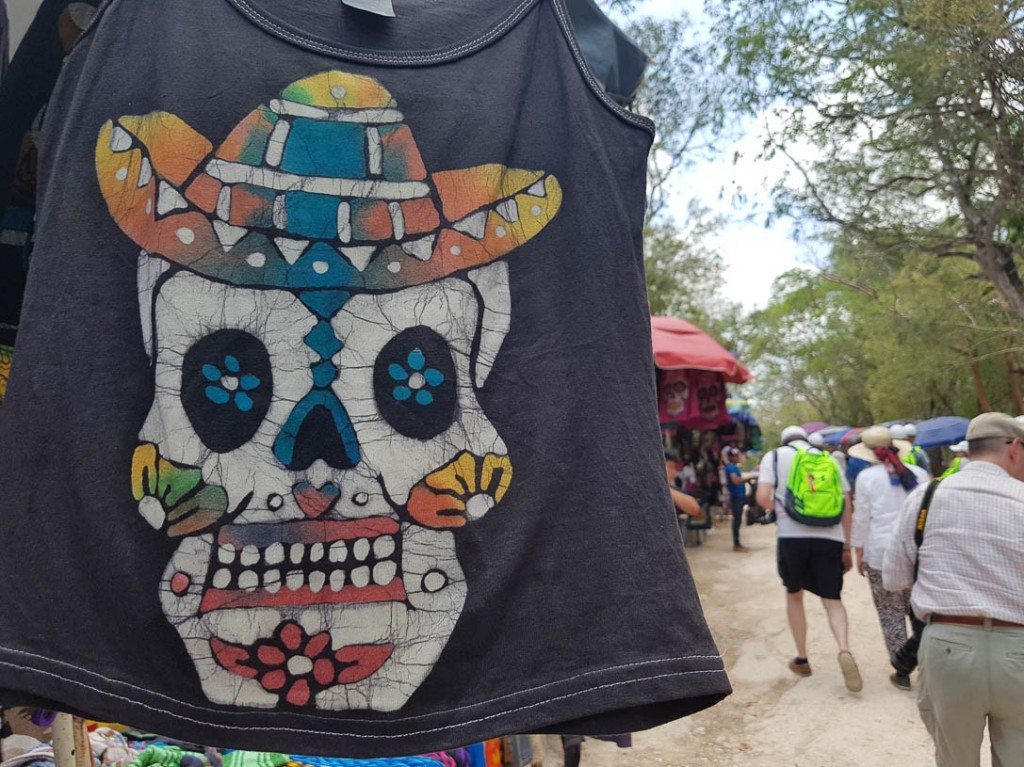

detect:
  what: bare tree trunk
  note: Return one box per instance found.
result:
[969,359,993,411]
[1004,345,1024,414]
[975,243,1024,319]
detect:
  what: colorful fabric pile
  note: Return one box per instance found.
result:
[1,710,511,767]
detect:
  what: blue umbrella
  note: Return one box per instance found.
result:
[913,416,969,449]
[820,427,852,446]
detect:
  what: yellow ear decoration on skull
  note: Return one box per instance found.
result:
[406,451,513,528]
[132,442,230,537]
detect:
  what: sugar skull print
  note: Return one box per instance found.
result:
[661,371,689,418]
[95,71,562,711]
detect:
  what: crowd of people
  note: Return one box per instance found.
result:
[670,414,1023,767]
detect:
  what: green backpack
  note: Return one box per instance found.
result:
[782,446,845,526]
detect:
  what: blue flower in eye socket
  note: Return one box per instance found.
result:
[203,355,262,412]
[387,346,445,406]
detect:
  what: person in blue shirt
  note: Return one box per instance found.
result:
[725,447,749,552]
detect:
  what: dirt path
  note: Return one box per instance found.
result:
[581,521,991,767]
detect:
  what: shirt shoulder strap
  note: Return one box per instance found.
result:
[914,478,942,548]
[913,478,942,580]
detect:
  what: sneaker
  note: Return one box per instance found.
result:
[733,544,749,552]
[890,647,916,677]
[889,673,912,691]
[838,651,863,692]
[788,658,812,677]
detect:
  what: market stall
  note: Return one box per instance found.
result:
[651,317,754,534]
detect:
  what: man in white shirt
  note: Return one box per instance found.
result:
[850,426,929,691]
[885,412,1024,767]
[756,426,862,692]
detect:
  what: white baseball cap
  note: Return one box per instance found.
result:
[890,424,908,440]
[780,425,808,445]
[904,423,917,438]
[808,432,825,448]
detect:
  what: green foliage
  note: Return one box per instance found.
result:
[742,236,1024,431]
[712,0,1024,318]
[591,4,739,337]
[625,15,732,223]
[643,204,741,337]
[744,267,875,427]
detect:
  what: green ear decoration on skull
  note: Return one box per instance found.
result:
[132,442,230,537]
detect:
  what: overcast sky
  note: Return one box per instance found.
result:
[633,0,807,311]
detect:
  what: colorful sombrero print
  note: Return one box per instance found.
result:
[95,71,562,292]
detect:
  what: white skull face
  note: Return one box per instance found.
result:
[662,373,688,417]
[133,256,512,711]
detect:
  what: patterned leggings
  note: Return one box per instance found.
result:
[866,566,912,656]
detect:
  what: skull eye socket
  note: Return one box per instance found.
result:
[373,326,457,440]
[181,329,273,453]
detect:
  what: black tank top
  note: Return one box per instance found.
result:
[0,0,729,756]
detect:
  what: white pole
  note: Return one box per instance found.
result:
[51,714,91,767]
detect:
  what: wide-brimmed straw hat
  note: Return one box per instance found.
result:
[849,425,913,464]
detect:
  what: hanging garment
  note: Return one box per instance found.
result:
[658,369,730,431]
[0,0,99,402]
[0,1,8,83]
[0,0,729,756]
[682,370,730,431]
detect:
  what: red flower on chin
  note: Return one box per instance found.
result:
[209,621,395,707]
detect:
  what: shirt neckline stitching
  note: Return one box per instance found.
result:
[226,0,539,65]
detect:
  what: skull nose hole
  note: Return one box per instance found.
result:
[292,405,357,471]
[274,401,360,472]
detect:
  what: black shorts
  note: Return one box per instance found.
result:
[777,537,844,599]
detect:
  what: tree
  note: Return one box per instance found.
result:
[594,3,738,330]
[743,268,875,427]
[743,233,1024,430]
[712,0,1024,319]
[625,15,730,224]
[644,203,741,336]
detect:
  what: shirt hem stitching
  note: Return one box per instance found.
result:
[0,646,723,735]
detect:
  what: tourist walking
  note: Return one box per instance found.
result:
[885,412,1024,767]
[756,426,863,692]
[893,423,932,475]
[940,440,968,479]
[725,447,748,552]
[849,426,929,690]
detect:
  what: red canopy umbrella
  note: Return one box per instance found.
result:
[650,316,754,383]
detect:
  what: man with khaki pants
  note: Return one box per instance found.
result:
[884,412,1024,767]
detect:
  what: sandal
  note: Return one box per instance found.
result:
[838,650,863,692]
[788,657,812,677]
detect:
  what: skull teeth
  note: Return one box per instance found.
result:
[329,540,347,563]
[265,543,285,565]
[351,566,371,588]
[240,545,259,566]
[208,535,400,593]
[330,570,346,591]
